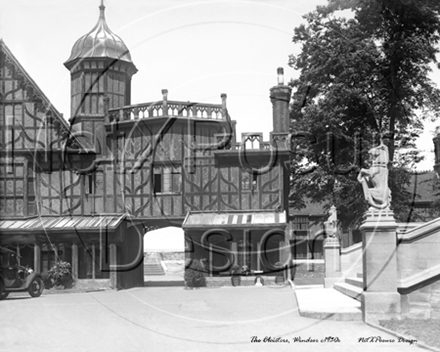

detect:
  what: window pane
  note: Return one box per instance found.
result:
[154,173,162,193]
[163,168,171,192]
[6,180,14,195]
[15,166,23,177]
[16,180,23,195]
[95,173,104,195]
[172,173,181,193]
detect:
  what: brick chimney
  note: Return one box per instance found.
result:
[270,67,292,133]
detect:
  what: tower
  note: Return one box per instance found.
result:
[64,2,137,150]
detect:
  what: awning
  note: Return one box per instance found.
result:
[182,210,286,230]
[0,215,126,233]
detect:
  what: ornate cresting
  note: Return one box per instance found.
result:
[357,142,392,210]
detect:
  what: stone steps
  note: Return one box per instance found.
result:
[144,262,165,276]
[345,277,364,288]
[333,281,363,301]
[144,279,184,287]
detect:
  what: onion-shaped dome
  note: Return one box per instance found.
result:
[64,2,136,69]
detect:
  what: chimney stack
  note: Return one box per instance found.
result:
[270,67,292,133]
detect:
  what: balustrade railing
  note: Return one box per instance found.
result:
[108,100,226,122]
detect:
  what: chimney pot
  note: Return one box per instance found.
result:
[277,67,284,85]
[221,93,227,118]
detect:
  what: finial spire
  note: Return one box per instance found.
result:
[99,0,105,18]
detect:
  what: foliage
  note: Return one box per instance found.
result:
[184,259,206,288]
[47,261,73,288]
[41,273,53,290]
[289,0,440,231]
[231,264,242,275]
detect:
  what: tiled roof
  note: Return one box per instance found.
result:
[182,211,286,229]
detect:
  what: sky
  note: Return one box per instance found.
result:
[0,0,438,170]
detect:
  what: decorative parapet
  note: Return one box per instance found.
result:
[270,132,290,150]
[217,132,285,151]
[108,100,226,122]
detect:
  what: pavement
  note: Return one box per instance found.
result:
[0,284,429,352]
[294,284,362,321]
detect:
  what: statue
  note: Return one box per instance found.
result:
[357,142,392,210]
[324,205,337,238]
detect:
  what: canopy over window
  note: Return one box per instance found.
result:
[182,210,286,230]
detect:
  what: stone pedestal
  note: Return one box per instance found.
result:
[360,209,401,323]
[324,237,342,288]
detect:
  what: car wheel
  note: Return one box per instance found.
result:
[0,291,9,300]
[28,277,44,298]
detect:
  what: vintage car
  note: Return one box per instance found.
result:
[0,246,44,300]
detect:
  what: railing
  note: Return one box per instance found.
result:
[108,100,226,122]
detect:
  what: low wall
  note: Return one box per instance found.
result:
[340,242,362,278]
[400,278,440,319]
[397,219,440,319]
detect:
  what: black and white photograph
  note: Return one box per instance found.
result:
[1,0,440,351]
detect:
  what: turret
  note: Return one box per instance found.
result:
[64,1,137,152]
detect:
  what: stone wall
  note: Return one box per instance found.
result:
[397,219,440,319]
[340,242,362,278]
[400,279,440,319]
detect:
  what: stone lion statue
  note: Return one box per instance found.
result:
[357,142,392,210]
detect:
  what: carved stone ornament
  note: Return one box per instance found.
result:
[357,142,392,210]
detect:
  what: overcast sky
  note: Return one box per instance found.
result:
[0,0,437,170]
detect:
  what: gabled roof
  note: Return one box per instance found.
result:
[0,39,91,153]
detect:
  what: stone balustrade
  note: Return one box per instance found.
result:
[108,100,226,122]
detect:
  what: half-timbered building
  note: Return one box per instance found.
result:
[0,3,296,289]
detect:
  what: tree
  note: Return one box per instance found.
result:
[288,0,440,231]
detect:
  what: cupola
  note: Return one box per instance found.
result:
[64,1,136,71]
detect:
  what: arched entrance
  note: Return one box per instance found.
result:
[143,227,185,277]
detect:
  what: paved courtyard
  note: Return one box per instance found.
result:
[0,286,423,352]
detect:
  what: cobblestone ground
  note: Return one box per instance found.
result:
[0,287,423,352]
